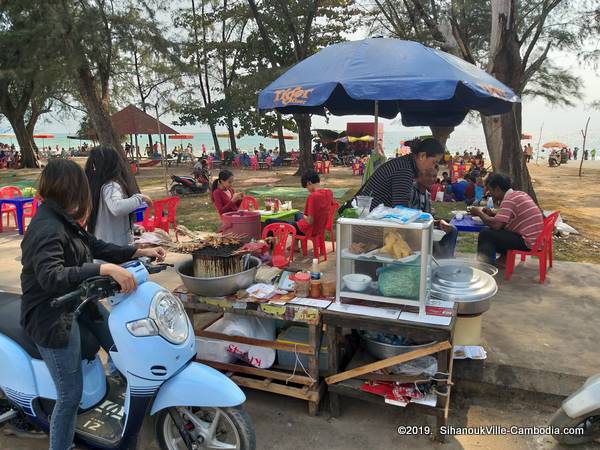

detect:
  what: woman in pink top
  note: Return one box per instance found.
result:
[471,173,543,266]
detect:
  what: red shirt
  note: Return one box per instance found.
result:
[464,181,475,199]
[212,187,240,215]
[297,189,333,237]
[493,189,543,248]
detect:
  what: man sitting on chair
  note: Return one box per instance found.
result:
[471,173,543,266]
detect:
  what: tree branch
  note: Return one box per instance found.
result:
[247,0,280,66]
[275,0,302,60]
[300,0,320,59]
[521,0,562,69]
[521,40,552,90]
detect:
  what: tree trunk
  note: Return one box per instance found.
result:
[77,67,122,152]
[293,113,312,175]
[226,118,237,154]
[430,126,454,150]
[10,117,38,168]
[481,105,536,201]
[483,0,536,201]
[208,122,221,155]
[276,113,287,156]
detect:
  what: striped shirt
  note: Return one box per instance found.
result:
[362,155,417,209]
[494,189,543,248]
[409,183,432,214]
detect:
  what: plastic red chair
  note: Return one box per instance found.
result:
[325,200,339,252]
[504,212,560,284]
[293,193,332,262]
[151,197,180,241]
[314,161,323,174]
[0,186,22,228]
[261,223,296,268]
[232,156,241,168]
[207,156,215,170]
[240,195,259,211]
[264,156,273,170]
[545,211,560,268]
[352,162,361,176]
[22,194,40,231]
[323,160,331,174]
[250,156,258,170]
[291,153,298,165]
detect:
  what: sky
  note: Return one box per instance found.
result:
[8,34,600,149]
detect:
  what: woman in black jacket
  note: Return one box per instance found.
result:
[20,159,164,450]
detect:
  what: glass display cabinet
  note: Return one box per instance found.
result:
[335,217,433,317]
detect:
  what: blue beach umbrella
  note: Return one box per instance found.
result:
[258,38,520,128]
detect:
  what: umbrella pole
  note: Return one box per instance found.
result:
[373,100,379,155]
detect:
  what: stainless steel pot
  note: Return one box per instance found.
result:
[431,263,497,315]
[176,256,261,297]
[434,257,499,277]
[359,332,436,360]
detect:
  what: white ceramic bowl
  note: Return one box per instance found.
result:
[433,229,446,242]
[343,274,372,292]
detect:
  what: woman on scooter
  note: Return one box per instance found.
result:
[85,145,153,246]
[20,159,165,450]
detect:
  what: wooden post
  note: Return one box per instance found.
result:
[579,117,591,177]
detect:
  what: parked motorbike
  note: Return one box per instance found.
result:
[170,163,210,196]
[0,259,255,450]
[550,374,600,445]
[548,150,561,167]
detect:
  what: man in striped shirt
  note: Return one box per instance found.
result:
[471,173,543,266]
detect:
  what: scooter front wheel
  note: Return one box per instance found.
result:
[550,407,600,445]
[156,406,256,450]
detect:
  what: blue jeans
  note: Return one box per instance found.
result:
[36,320,82,450]
[36,304,115,450]
[433,225,458,259]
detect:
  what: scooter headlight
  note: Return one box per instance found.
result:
[149,290,189,344]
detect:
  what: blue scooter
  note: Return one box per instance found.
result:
[0,259,255,449]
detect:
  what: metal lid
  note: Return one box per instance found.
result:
[431,264,497,303]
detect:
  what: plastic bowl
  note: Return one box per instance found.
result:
[343,274,372,292]
[432,229,445,242]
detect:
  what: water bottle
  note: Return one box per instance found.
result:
[486,196,494,209]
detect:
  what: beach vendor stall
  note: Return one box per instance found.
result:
[254,36,519,437]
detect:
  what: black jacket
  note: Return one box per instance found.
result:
[20,200,136,348]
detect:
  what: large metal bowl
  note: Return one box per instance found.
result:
[176,256,261,297]
[359,332,436,360]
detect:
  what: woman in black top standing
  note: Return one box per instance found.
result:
[362,138,445,209]
[20,159,164,450]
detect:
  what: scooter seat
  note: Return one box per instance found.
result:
[0,292,100,361]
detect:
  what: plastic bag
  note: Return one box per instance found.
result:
[366,205,423,224]
[196,313,276,368]
[377,257,421,299]
[389,355,438,376]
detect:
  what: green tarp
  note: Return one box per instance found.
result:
[245,186,348,199]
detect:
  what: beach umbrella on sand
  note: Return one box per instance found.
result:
[33,134,55,149]
[168,134,194,140]
[258,38,520,152]
[270,133,296,140]
[542,141,567,148]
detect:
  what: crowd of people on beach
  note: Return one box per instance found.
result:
[0,143,21,168]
